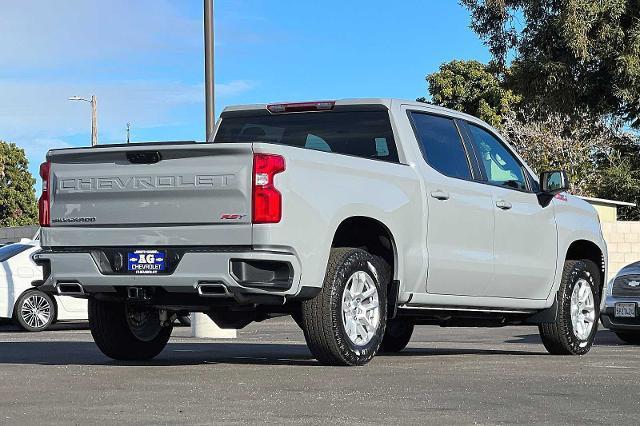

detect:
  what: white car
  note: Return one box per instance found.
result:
[0,239,87,331]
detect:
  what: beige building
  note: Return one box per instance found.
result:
[580,197,639,279]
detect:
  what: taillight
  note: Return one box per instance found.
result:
[252,154,285,224]
[38,161,51,227]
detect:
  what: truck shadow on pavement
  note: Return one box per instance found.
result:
[0,329,626,367]
[0,341,554,367]
[506,329,624,346]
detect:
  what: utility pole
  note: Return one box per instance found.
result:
[91,95,98,146]
[69,95,98,146]
[193,0,235,340]
[204,0,215,142]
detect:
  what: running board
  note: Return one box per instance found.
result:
[397,305,536,314]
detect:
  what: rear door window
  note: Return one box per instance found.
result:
[409,112,472,180]
[215,111,399,163]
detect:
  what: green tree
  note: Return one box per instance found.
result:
[0,141,38,226]
[595,137,640,220]
[502,112,625,196]
[461,0,640,127]
[419,60,520,127]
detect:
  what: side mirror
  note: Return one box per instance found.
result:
[537,170,569,207]
[540,170,569,194]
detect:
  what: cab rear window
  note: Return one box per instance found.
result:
[214,111,399,163]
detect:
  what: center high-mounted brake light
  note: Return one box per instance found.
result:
[252,154,285,224]
[38,161,51,227]
[267,101,335,114]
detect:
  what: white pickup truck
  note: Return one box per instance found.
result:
[34,99,607,366]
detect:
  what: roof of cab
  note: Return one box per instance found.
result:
[221,98,486,125]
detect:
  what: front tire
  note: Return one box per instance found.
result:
[539,260,600,355]
[615,331,640,345]
[89,298,172,361]
[13,290,56,332]
[300,248,389,366]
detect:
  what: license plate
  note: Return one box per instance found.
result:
[615,302,637,318]
[127,250,166,274]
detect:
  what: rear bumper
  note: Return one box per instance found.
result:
[32,248,313,305]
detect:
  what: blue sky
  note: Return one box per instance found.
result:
[0,0,490,191]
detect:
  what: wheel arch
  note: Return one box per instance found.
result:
[565,239,605,293]
[331,216,398,283]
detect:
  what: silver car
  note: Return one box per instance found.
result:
[602,262,640,344]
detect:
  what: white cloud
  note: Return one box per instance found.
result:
[216,80,256,97]
[0,0,261,180]
[0,0,201,71]
[0,78,255,142]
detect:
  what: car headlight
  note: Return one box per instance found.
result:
[606,278,614,296]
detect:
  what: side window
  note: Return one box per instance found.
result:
[410,112,472,180]
[305,134,331,152]
[466,124,527,191]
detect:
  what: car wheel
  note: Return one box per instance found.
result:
[89,298,172,361]
[300,247,389,366]
[380,319,414,353]
[615,331,640,345]
[539,260,600,355]
[13,290,56,332]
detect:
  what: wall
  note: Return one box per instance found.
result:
[589,202,618,223]
[0,225,39,245]
[602,221,640,279]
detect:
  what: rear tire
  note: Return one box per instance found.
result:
[380,319,414,353]
[615,331,640,345]
[89,298,172,361]
[300,248,388,366]
[539,260,600,355]
[13,290,56,332]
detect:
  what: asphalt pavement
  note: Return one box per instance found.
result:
[0,317,638,425]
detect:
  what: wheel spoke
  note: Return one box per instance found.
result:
[361,286,376,299]
[361,299,379,312]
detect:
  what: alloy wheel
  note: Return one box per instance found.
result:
[20,294,52,330]
[341,270,381,346]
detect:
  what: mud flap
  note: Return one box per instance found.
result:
[387,280,400,320]
[524,296,559,324]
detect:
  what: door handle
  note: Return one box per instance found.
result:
[430,190,450,201]
[496,200,512,210]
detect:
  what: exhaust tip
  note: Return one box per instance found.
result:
[197,282,231,297]
[56,282,85,295]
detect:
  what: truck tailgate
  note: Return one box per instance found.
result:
[44,142,254,246]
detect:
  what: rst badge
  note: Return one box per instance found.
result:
[128,250,166,274]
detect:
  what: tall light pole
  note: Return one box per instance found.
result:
[69,95,98,146]
[204,0,215,142]
[193,0,235,340]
